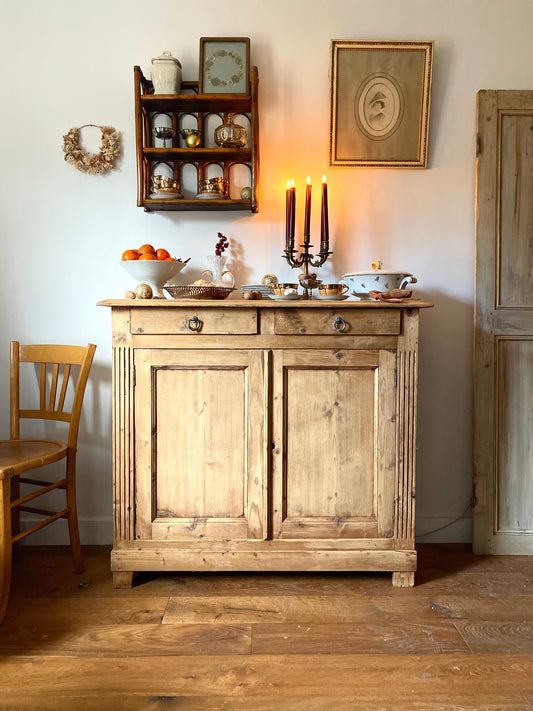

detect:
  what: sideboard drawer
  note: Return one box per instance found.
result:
[130,307,258,335]
[273,308,402,336]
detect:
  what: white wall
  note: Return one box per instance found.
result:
[1,0,532,544]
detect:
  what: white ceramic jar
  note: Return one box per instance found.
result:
[151,51,182,94]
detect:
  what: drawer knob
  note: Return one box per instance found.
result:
[332,316,347,332]
[187,316,202,332]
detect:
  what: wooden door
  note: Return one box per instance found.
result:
[474,90,533,554]
[134,349,268,542]
[272,348,397,539]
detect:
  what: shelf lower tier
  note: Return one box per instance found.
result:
[144,147,253,162]
[141,198,257,212]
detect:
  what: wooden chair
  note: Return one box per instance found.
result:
[0,341,96,623]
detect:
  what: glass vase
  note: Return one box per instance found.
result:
[202,254,235,287]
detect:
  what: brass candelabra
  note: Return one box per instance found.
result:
[283,239,332,298]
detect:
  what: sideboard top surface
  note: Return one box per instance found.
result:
[98,299,434,309]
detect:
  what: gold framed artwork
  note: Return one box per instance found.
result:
[329,40,433,168]
[199,37,250,94]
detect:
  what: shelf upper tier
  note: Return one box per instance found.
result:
[139,93,252,114]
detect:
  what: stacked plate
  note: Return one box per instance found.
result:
[241,284,274,298]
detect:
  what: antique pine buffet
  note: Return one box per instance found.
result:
[99,298,432,587]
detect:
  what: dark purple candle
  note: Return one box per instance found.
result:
[290,180,295,246]
[304,176,311,244]
[285,180,291,248]
[321,175,329,250]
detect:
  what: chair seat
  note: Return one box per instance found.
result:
[0,439,67,480]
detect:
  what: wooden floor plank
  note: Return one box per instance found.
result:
[163,592,533,624]
[454,620,533,654]
[0,654,532,699]
[251,621,470,655]
[2,596,168,627]
[0,623,251,657]
[0,696,531,711]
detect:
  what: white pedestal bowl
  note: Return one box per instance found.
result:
[120,260,187,298]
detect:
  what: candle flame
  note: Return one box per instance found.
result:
[290,178,294,188]
[307,176,311,185]
[322,174,326,183]
[287,180,291,189]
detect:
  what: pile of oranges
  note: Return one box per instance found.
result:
[121,244,176,261]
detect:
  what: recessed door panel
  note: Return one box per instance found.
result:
[155,367,246,519]
[284,367,376,519]
[499,113,533,307]
[272,349,396,539]
[496,338,533,533]
[134,349,267,541]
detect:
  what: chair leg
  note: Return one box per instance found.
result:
[10,476,20,561]
[0,478,13,625]
[66,454,85,575]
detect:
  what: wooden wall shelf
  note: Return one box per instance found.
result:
[134,66,259,213]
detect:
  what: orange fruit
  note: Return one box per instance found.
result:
[122,249,139,261]
[156,248,171,260]
[138,244,156,255]
[139,253,157,260]
[164,257,176,261]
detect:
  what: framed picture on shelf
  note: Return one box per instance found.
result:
[199,37,251,94]
[329,40,433,168]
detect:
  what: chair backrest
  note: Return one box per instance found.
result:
[10,342,96,448]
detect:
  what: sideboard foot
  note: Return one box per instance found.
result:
[392,571,415,588]
[113,571,134,589]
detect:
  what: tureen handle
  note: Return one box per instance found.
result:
[399,274,418,289]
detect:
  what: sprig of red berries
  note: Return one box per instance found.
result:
[215,232,229,256]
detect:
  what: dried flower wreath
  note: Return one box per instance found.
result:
[62,124,120,174]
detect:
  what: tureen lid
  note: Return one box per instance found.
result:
[342,261,413,277]
[151,50,182,68]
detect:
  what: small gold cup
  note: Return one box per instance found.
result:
[318,283,349,296]
[151,174,176,192]
[273,283,299,296]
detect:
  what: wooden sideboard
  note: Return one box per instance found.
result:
[99,299,432,587]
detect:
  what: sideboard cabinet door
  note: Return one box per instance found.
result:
[134,349,268,541]
[272,348,397,540]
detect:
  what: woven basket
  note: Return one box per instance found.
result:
[163,285,234,300]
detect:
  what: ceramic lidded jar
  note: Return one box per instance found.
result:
[151,51,182,94]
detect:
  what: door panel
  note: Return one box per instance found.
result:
[272,349,396,539]
[496,339,533,533]
[134,349,267,541]
[474,90,533,553]
[155,367,246,519]
[284,366,376,519]
[499,113,533,307]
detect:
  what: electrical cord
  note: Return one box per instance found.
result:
[415,502,472,540]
